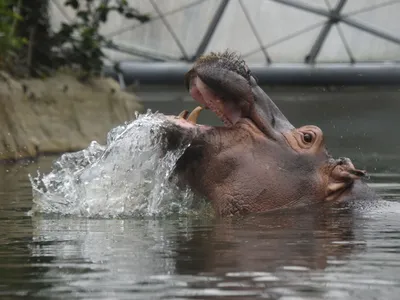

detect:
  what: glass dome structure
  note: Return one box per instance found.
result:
[49,0,400,85]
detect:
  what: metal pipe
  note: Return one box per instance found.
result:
[103,62,400,86]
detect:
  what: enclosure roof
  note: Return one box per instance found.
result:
[50,0,400,66]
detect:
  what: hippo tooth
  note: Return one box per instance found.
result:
[177,110,189,119]
[187,106,203,124]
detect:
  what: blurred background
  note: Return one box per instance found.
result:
[1,3,400,299]
[0,0,399,170]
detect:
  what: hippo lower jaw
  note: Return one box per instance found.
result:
[166,104,367,212]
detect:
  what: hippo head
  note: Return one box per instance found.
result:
[166,51,368,216]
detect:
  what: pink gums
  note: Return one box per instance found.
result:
[166,116,212,132]
[190,77,239,127]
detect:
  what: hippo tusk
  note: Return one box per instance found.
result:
[187,106,203,124]
[176,110,189,119]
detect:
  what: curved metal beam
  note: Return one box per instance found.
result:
[192,0,230,61]
[149,0,189,61]
[305,0,347,64]
[238,0,272,64]
[270,0,400,46]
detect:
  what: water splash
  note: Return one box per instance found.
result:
[29,110,196,218]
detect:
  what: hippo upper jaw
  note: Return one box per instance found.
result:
[185,73,288,143]
[184,50,294,141]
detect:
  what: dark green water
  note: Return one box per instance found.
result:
[1,86,400,299]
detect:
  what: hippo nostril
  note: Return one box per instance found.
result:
[337,157,351,165]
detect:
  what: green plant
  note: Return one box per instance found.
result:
[52,0,150,80]
[16,0,52,77]
[0,0,27,69]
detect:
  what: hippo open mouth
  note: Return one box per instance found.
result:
[178,51,295,143]
[184,51,252,127]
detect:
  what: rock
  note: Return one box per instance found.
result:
[0,72,143,161]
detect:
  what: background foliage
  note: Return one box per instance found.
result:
[0,0,27,71]
[0,0,149,79]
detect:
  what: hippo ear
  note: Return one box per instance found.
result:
[326,162,367,201]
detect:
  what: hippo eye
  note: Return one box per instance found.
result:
[303,133,313,143]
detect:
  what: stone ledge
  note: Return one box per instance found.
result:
[0,72,143,161]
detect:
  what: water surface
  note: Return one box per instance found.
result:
[1,88,400,299]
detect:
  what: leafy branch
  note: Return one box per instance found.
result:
[52,0,150,80]
[0,0,149,79]
[0,0,27,70]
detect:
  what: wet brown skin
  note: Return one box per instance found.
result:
[165,51,376,217]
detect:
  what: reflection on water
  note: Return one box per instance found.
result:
[1,89,400,299]
[21,208,388,298]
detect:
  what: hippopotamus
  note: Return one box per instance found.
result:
[163,51,379,217]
